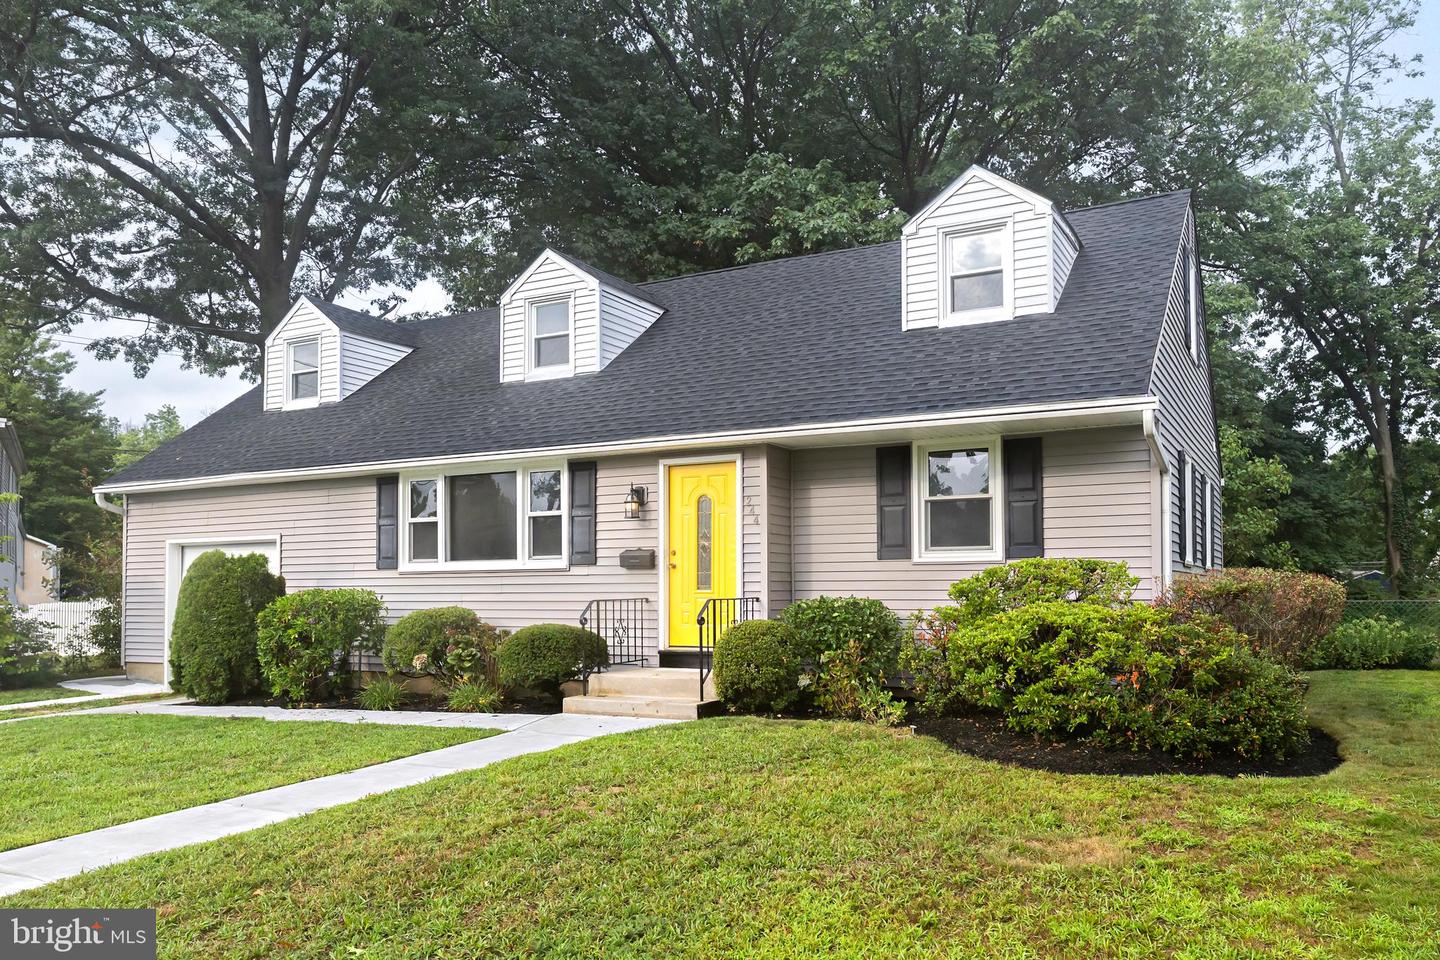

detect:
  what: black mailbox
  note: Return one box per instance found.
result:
[618,549,656,570]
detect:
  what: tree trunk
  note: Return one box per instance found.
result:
[1372,408,1405,594]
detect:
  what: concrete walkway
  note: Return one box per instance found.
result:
[0,675,170,713]
[0,711,674,897]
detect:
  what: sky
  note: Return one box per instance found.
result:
[61,4,1440,429]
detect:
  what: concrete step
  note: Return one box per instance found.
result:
[587,667,714,700]
[562,694,720,721]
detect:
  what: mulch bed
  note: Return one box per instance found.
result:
[913,713,1342,778]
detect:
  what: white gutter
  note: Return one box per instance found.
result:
[94,491,124,515]
[95,394,1159,496]
[1142,408,1167,472]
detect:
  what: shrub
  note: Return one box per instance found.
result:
[357,676,408,711]
[1303,616,1438,670]
[902,608,965,718]
[779,596,903,669]
[943,601,1309,760]
[1161,568,1346,666]
[0,601,57,689]
[84,602,123,669]
[946,558,1139,625]
[496,624,607,695]
[381,607,504,688]
[255,588,386,702]
[712,619,804,713]
[169,551,286,704]
[447,679,503,713]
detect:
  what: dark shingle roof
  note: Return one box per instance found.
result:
[105,191,1188,487]
[309,300,418,347]
[549,249,662,307]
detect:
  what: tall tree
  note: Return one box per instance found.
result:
[0,0,511,374]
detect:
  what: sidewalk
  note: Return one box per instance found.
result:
[0,675,170,713]
[0,712,674,897]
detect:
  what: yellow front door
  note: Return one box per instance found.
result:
[666,461,737,648]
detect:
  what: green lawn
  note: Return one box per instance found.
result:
[6,672,1440,959]
[0,684,89,706]
[0,691,174,720]
[0,715,497,852]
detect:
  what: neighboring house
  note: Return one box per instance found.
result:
[96,167,1223,699]
[17,535,59,606]
[0,418,25,606]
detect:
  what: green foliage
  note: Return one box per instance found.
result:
[495,624,607,694]
[1304,616,1438,671]
[779,596,902,668]
[712,620,803,714]
[82,602,122,669]
[942,601,1309,759]
[357,677,409,711]
[255,589,387,703]
[945,558,1139,624]
[902,608,966,718]
[1161,567,1347,666]
[381,607,504,688]
[169,551,286,705]
[0,600,57,689]
[1219,424,1295,567]
[113,406,184,471]
[446,680,503,713]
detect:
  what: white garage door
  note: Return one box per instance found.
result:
[164,538,281,683]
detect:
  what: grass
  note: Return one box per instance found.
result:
[0,692,175,720]
[6,672,1440,958]
[0,715,498,852]
[0,684,89,706]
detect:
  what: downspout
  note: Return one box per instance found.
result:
[1142,409,1167,473]
[94,491,123,515]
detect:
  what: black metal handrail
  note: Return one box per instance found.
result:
[579,598,650,693]
[696,596,760,700]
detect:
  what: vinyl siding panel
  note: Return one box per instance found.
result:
[500,257,599,382]
[741,448,765,603]
[766,445,793,614]
[598,288,663,368]
[0,444,18,602]
[1149,205,1223,573]
[789,427,1158,615]
[1052,215,1080,305]
[263,304,340,410]
[339,333,411,399]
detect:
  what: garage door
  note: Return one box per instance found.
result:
[164,538,281,683]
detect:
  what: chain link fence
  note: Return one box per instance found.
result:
[1343,599,1440,640]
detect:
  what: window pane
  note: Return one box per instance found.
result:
[410,479,438,519]
[951,271,1004,312]
[927,450,989,497]
[534,302,569,336]
[949,230,1002,272]
[535,334,569,368]
[529,470,561,512]
[696,495,712,591]
[290,340,318,370]
[448,472,517,561]
[410,521,438,561]
[928,500,991,549]
[530,515,562,558]
[291,370,318,399]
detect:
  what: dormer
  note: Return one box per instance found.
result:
[499,249,664,383]
[901,166,1080,330]
[262,297,416,412]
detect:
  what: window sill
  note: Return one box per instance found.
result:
[397,558,570,574]
[281,397,322,411]
[938,308,1013,328]
[524,365,574,382]
[911,549,1003,564]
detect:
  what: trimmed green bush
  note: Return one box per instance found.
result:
[942,601,1309,759]
[946,558,1139,624]
[496,624,607,694]
[357,676,408,711]
[713,619,804,713]
[1303,616,1438,670]
[168,551,285,704]
[1161,567,1346,666]
[0,601,57,689]
[255,588,386,702]
[447,679,503,713]
[780,595,902,669]
[381,606,504,687]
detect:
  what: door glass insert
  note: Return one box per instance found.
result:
[696,495,712,590]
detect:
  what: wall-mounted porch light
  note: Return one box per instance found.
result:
[623,485,648,520]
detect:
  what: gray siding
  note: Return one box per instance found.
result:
[1052,217,1080,304]
[0,442,18,602]
[339,332,411,399]
[788,427,1159,615]
[765,445,793,614]
[598,288,663,369]
[1148,205,1223,573]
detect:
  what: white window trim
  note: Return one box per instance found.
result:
[283,336,322,410]
[1202,475,1214,569]
[1187,247,1202,363]
[1182,458,1196,566]
[525,294,575,381]
[398,460,569,572]
[912,438,1004,563]
[939,220,1014,328]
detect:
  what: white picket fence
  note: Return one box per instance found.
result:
[24,599,112,653]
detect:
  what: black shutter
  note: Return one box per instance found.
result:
[376,476,399,570]
[876,446,911,560]
[1003,437,1044,559]
[1176,451,1188,563]
[569,460,597,565]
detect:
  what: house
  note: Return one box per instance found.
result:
[17,535,59,606]
[0,418,25,606]
[95,167,1223,713]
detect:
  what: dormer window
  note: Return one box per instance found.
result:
[286,338,320,405]
[945,224,1010,322]
[530,299,571,375]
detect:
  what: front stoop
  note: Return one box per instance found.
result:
[562,667,719,720]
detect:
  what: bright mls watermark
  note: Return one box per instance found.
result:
[2,910,155,959]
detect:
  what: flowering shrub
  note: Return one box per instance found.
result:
[256,588,386,702]
[1160,568,1346,666]
[1302,616,1438,670]
[381,607,504,688]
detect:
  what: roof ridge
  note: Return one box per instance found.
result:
[1065,188,1191,214]
[640,239,899,287]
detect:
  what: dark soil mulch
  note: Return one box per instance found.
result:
[913,713,1342,778]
